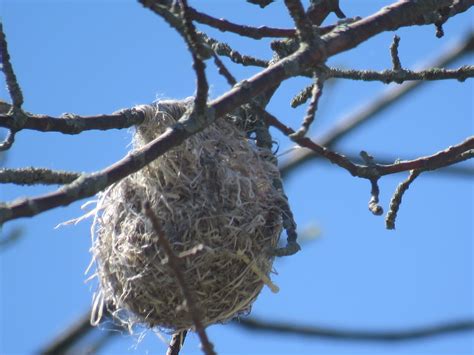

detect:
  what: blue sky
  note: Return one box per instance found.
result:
[1,1,473,354]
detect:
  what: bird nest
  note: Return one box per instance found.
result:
[90,99,285,331]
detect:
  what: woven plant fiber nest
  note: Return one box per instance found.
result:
[90,99,285,331]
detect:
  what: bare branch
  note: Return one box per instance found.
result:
[177,0,209,115]
[1,0,472,226]
[187,6,295,39]
[307,151,474,177]
[265,106,474,180]
[368,178,383,215]
[0,107,144,135]
[327,65,474,83]
[290,69,326,138]
[0,130,15,151]
[167,331,188,355]
[0,167,80,185]
[0,23,23,108]
[143,203,216,355]
[39,307,474,354]
[212,53,237,86]
[435,0,474,37]
[203,36,269,67]
[284,0,314,43]
[236,317,474,342]
[0,123,191,224]
[281,31,474,176]
[386,170,421,229]
[291,83,314,108]
[390,35,402,70]
[307,0,346,26]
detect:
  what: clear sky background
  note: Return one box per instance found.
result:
[0,1,473,354]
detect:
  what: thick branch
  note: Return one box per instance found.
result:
[0,125,191,224]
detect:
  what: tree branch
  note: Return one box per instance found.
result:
[39,307,474,354]
[167,331,188,355]
[1,0,472,226]
[235,317,474,342]
[281,31,474,176]
[187,6,295,39]
[143,203,216,355]
[327,65,474,83]
[0,107,145,134]
[307,0,346,26]
[390,35,402,70]
[0,23,23,109]
[265,107,474,179]
[290,69,327,138]
[386,169,421,229]
[0,167,80,185]
[284,0,314,43]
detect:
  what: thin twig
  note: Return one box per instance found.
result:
[178,0,209,116]
[235,317,474,342]
[0,23,24,108]
[390,35,402,70]
[143,203,216,355]
[385,170,421,229]
[0,130,15,151]
[290,70,326,138]
[368,178,383,215]
[291,83,315,108]
[0,167,80,185]
[187,6,295,39]
[203,36,269,67]
[327,65,474,83]
[212,53,237,86]
[360,151,384,215]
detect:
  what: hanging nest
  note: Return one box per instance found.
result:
[90,99,285,331]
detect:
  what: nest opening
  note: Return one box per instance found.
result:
[90,99,285,331]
